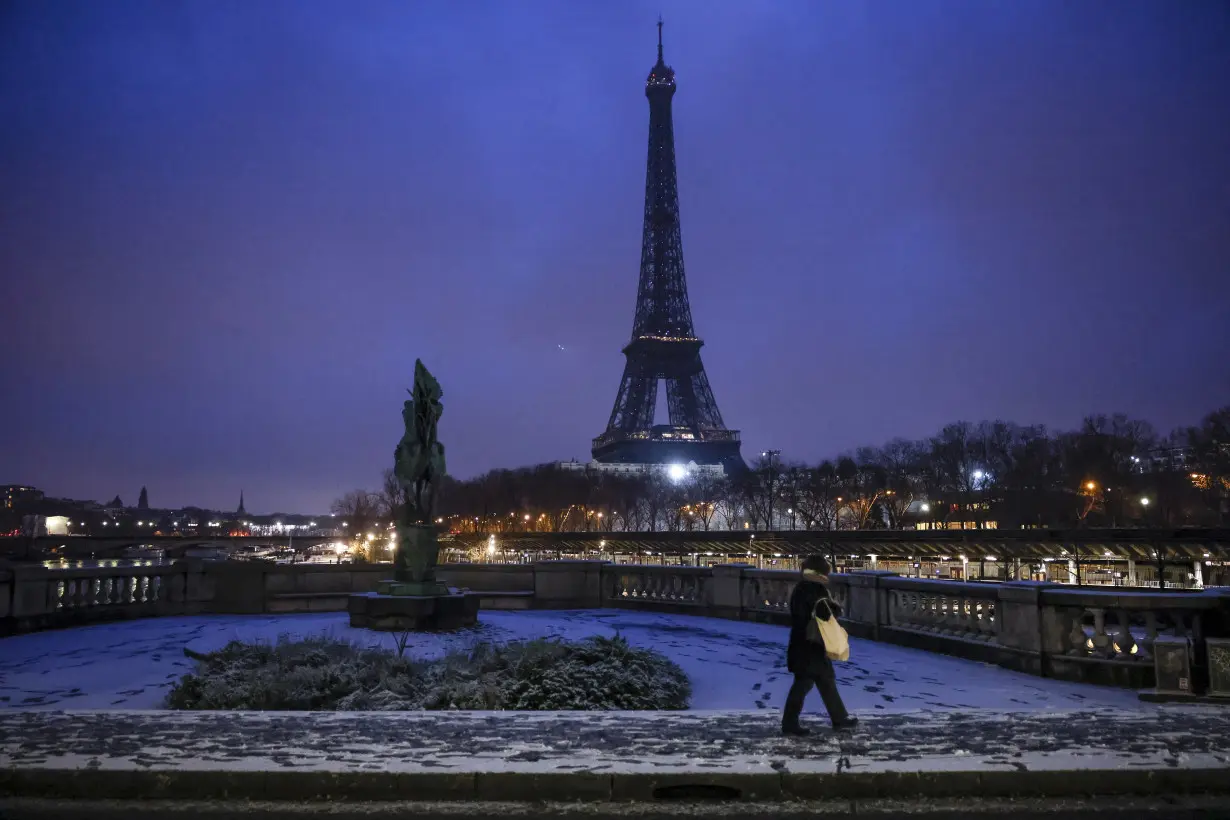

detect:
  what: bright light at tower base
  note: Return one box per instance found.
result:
[667,464,687,483]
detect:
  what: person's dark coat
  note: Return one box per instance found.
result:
[786,578,842,676]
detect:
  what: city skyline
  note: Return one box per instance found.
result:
[2,0,1227,513]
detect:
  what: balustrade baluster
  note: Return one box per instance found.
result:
[964,598,979,635]
[977,600,996,639]
[1090,608,1112,656]
[1172,610,1189,638]
[1113,609,1135,657]
[1066,608,1087,654]
[939,596,954,634]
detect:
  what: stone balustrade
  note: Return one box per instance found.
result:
[881,578,1000,643]
[0,559,213,634]
[1036,587,1227,687]
[604,564,709,609]
[3,558,1227,691]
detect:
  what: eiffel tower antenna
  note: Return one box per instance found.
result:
[592,22,743,473]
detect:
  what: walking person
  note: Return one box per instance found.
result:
[782,555,858,736]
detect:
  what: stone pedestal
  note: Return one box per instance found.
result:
[348,588,479,631]
[377,579,451,597]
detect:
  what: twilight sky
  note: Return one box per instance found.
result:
[2,0,1228,514]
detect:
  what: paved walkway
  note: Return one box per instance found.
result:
[1,708,1227,801]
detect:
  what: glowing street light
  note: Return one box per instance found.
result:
[1140,497,1150,506]
[667,463,688,483]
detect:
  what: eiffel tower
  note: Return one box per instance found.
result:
[592,21,743,473]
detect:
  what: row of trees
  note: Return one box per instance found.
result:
[332,406,1230,534]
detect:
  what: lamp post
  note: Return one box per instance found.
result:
[762,450,781,531]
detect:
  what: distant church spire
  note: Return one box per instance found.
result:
[236,490,246,517]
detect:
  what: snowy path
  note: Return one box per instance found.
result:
[0,610,1147,712]
[2,708,1228,776]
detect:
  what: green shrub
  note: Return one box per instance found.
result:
[167,633,690,711]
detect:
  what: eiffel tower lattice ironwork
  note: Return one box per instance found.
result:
[592,21,743,472]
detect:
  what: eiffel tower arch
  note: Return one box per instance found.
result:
[592,22,744,473]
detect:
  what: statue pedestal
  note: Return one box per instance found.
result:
[376,579,450,597]
[348,586,479,632]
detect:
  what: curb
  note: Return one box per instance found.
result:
[2,767,1228,802]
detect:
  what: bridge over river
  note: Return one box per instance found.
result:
[3,528,1227,565]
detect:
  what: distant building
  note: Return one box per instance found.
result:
[1143,446,1192,472]
[556,459,725,481]
[3,485,44,510]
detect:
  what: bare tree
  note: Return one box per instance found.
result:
[1186,406,1230,526]
[377,468,407,519]
[688,473,725,531]
[330,490,383,543]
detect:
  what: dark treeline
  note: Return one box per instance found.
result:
[332,407,1229,534]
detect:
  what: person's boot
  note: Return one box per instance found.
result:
[782,721,811,737]
[832,717,860,732]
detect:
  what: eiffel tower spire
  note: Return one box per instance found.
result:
[592,22,743,472]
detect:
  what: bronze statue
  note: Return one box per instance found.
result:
[391,359,446,587]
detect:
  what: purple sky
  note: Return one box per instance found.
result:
[2,0,1227,514]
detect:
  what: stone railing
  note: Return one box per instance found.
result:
[591,563,1229,690]
[4,558,1227,691]
[604,564,710,609]
[0,560,213,634]
[881,578,1000,643]
[1037,587,1226,687]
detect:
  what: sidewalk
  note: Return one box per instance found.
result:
[2,707,1228,802]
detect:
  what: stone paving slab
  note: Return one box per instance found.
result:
[1,708,1228,802]
[5,797,1230,819]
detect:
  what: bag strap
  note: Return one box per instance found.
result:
[812,596,836,620]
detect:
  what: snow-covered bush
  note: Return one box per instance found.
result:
[167,633,690,711]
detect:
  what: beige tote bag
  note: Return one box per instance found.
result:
[809,598,850,662]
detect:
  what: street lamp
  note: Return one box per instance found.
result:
[763,449,781,530]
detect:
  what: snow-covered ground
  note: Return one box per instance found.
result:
[0,610,1147,713]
